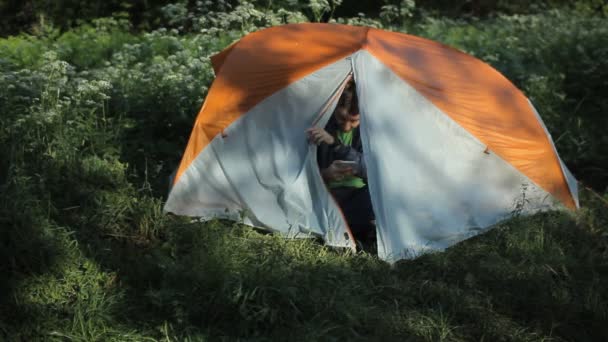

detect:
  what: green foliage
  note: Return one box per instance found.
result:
[1,3,607,341]
[54,17,137,70]
[380,0,416,27]
[0,0,168,35]
[4,0,606,36]
[162,0,274,34]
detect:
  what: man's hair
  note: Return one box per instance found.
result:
[337,80,359,116]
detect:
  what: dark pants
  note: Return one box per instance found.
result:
[331,185,375,243]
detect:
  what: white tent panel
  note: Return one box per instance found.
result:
[165,58,354,248]
[353,50,560,262]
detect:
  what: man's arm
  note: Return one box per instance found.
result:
[307,126,367,178]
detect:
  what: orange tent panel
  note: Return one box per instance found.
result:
[364,28,574,208]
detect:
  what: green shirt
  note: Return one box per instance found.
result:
[328,130,366,189]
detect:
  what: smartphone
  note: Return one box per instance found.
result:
[335,160,357,169]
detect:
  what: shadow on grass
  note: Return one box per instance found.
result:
[3,169,607,341]
[63,188,608,341]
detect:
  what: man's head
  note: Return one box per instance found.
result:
[335,105,360,132]
[334,81,360,132]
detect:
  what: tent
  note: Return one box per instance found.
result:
[164,23,578,262]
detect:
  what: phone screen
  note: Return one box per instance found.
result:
[335,160,356,169]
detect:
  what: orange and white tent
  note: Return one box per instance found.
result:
[164,23,578,262]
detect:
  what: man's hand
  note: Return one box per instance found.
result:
[321,160,354,182]
[306,127,335,145]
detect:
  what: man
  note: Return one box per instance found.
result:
[306,81,375,247]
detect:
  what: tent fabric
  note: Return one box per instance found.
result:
[165,23,578,261]
[353,50,563,261]
[173,23,575,210]
[364,29,575,209]
[174,24,368,185]
[165,58,356,248]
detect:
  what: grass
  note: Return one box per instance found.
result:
[1,188,607,341]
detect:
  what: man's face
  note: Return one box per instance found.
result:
[335,107,360,132]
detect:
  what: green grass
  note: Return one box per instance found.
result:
[2,192,607,341]
[1,8,608,341]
